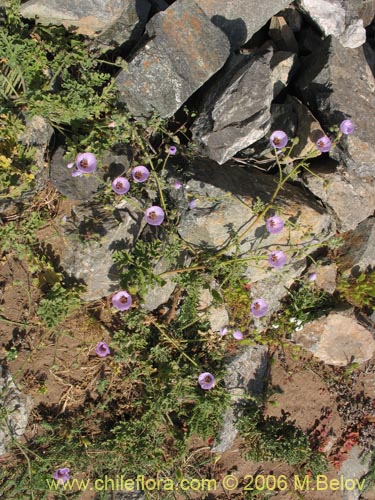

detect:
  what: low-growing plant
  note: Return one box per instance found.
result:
[337,271,375,310]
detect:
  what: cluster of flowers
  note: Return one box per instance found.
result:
[270,119,354,152]
[67,146,177,226]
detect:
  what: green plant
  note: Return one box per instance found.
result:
[36,282,82,328]
[237,402,328,475]
[337,271,375,310]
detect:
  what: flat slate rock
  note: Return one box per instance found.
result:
[293,312,375,366]
[116,0,230,118]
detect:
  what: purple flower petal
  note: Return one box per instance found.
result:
[219,327,228,336]
[112,290,132,311]
[198,372,215,390]
[168,146,177,155]
[67,162,74,169]
[251,298,268,318]
[340,119,354,135]
[316,136,332,153]
[145,206,165,226]
[268,250,287,268]
[132,166,150,183]
[71,170,83,177]
[95,342,110,358]
[188,199,197,209]
[173,181,182,190]
[76,152,97,174]
[270,130,288,149]
[309,272,317,282]
[53,468,70,484]
[112,176,130,195]
[266,216,284,234]
[233,330,243,340]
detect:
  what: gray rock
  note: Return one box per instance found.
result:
[296,0,366,48]
[292,312,375,366]
[192,47,297,164]
[195,0,291,50]
[50,147,103,201]
[21,0,150,47]
[303,161,375,232]
[343,0,375,28]
[337,218,375,275]
[61,204,143,301]
[198,282,229,332]
[0,366,33,456]
[116,0,230,118]
[339,446,371,500]
[178,158,335,284]
[315,263,338,294]
[0,115,53,216]
[295,36,375,179]
[212,345,268,452]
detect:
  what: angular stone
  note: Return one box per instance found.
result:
[0,366,33,455]
[116,0,230,118]
[295,36,375,179]
[296,0,366,48]
[212,345,268,452]
[196,0,291,50]
[177,158,335,283]
[61,204,143,301]
[198,282,229,332]
[292,312,375,366]
[336,218,375,275]
[315,263,337,294]
[303,160,375,232]
[339,446,372,500]
[192,48,297,164]
[21,0,150,45]
[0,115,53,217]
[269,16,299,52]
[343,0,375,28]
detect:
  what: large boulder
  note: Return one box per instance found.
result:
[116,0,230,118]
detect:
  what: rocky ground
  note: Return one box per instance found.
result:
[1,1,375,499]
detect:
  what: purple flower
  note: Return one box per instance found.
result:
[266,216,284,234]
[76,153,97,174]
[219,327,228,336]
[251,298,268,318]
[309,272,317,282]
[95,342,110,358]
[268,250,287,268]
[270,130,288,149]
[316,136,332,153]
[112,177,130,195]
[188,199,197,209]
[340,119,354,135]
[233,330,243,340]
[198,372,216,390]
[168,146,177,155]
[68,152,97,177]
[132,166,150,183]
[173,181,182,190]
[145,206,165,226]
[53,468,70,485]
[112,290,132,311]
